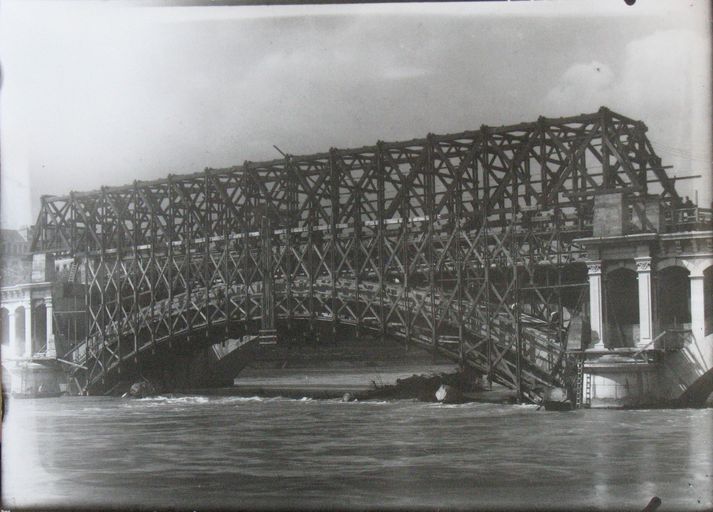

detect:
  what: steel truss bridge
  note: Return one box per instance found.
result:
[32,107,683,399]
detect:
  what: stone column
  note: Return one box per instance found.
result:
[587,261,605,349]
[690,271,705,345]
[45,298,56,358]
[7,309,17,358]
[23,300,32,358]
[689,269,713,373]
[635,257,654,347]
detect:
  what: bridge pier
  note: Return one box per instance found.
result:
[576,193,713,408]
[1,269,55,361]
[1,254,65,397]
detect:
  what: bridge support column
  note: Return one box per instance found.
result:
[7,309,17,358]
[23,300,32,357]
[635,257,654,347]
[260,217,277,345]
[690,271,706,346]
[45,297,56,358]
[587,261,605,349]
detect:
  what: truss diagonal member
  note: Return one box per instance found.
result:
[542,124,601,204]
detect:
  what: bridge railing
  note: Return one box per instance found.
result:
[664,207,713,232]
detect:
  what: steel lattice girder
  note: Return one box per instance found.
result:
[34,108,682,397]
[33,107,679,255]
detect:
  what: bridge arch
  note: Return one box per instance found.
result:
[62,273,565,396]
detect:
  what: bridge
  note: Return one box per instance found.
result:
[17,106,713,405]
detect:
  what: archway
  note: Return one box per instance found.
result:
[605,268,639,348]
[33,303,48,354]
[658,266,691,330]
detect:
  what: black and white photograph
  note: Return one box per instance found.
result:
[1,0,712,510]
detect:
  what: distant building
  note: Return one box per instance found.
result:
[1,228,32,287]
[1,228,29,256]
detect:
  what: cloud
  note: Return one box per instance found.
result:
[543,29,711,205]
[545,61,614,108]
[1,2,710,228]
[544,30,709,119]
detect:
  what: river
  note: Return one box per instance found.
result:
[2,392,712,510]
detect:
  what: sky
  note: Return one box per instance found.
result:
[1,0,711,229]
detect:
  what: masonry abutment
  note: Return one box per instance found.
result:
[1,254,66,397]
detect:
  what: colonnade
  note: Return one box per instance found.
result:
[2,296,55,359]
[587,256,711,350]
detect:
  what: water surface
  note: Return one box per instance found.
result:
[3,395,712,510]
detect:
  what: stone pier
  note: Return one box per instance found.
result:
[1,253,65,397]
[574,192,713,408]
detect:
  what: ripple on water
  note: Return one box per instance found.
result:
[3,396,712,511]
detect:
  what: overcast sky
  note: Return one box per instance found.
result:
[1,0,710,229]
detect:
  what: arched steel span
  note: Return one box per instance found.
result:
[32,107,683,398]
[66,277,563,398]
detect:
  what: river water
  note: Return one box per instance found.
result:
[2,394,712,510]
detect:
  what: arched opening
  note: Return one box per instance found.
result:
[606,268,638,348]
[34,303,48,354]
[658,266,691,330]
